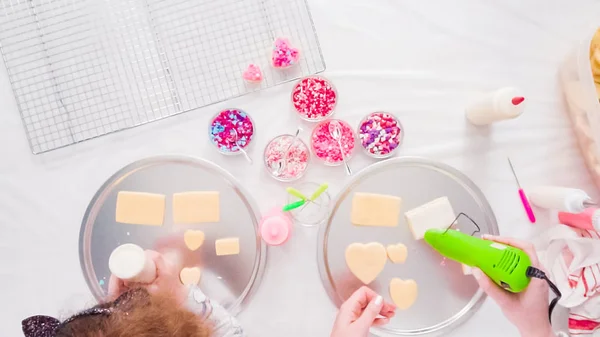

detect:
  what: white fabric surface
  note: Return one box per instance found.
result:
[2,0,600,336]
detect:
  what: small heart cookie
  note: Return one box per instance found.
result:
[345,242,387,284]
[184,230,205,251]
[242,64,263,83]
[180,267,202,286]
[271,37,300,69]
[386,243,408,264]
[389,278,418,310]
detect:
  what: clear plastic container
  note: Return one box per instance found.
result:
[560,28,600,189]
[291,76,338,122]
[263,134,310,182]
[285,182,331,227]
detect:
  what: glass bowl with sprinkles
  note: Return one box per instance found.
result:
[311,119,356,166]
[291,76,338,122]
[263,134,310,182]
[357,112,403,159]
[209,108,255,156]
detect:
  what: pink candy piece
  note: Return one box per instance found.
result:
[264,134,310,181]
[242,64,263,83]
[291,77,337,121]
[272,37,300,69]
[311,119,355,165]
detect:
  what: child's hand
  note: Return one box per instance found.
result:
[330,286,396,337]
[108,250,187,304]
[473,235,554,337]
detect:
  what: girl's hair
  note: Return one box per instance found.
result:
[55,289,211,337]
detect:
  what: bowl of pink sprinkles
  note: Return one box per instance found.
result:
[263,134,310,182]
[311,119,355,166]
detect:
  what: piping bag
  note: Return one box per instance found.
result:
[423,214,562,322]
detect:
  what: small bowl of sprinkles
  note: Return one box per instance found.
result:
[209,108,255,155]
[263,134,310,182]
[311,119,356,166]
[357,112,403,159]
[291,76,337,122]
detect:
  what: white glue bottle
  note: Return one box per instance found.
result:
[466,87,526,125]
[528,186,596,213]
[109,243,157,283]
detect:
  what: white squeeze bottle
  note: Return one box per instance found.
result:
[109,243,157,283]
[528,186,595,213]
[466,87,526,125]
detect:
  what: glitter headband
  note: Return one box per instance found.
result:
[21,307,111,337]
[21,288,147,337]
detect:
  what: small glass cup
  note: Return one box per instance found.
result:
[357,111,404,159]
[208,108,255,156]
[310,119,356,166]
[291,76,338,122]
[263,134,310,182]
[286,182,331,227]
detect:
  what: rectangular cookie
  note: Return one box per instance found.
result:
[405,196,455,240]
[215,237,240,256]
[173,191,220,224]
[115,191,166,226]
[351,193,402,227]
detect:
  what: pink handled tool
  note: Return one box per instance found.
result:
[508,157,536,223]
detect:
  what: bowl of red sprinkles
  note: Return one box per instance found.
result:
[291,76,337,122]
[357,112,403,159]
[311,119,356,166]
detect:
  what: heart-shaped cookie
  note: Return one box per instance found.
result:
[242,64,263,83]
[386,243,408,264]
[345,242,387,284]
[180,267,202,286]
[389,278,418,310]
[271,37,300,69]
[184,230,205,251]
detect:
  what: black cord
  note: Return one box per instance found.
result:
[443,212,481,236]
[526,266,562,323]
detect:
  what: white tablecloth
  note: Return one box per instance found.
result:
[2,0,599,336]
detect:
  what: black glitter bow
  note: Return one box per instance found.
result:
[21,288,147,337]
[22,315,60,337]
[21,307,111,337]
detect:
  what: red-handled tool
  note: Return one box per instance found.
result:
[508,157,536,223]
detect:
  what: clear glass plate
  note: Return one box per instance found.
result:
[318,157,498,336]
[79,155,266,315]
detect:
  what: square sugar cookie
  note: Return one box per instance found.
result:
[405,196,455,240]
[173,191,220,224]
[115,191,166,226]
[351,193,402,227]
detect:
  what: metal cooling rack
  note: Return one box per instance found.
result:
[0,0,325,154]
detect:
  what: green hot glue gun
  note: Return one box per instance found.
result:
[424,228,531,292]
[424,217,562,322]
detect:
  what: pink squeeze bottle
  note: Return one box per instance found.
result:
[558,208,600,231]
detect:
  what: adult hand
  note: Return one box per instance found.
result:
[107,250,187,303]
[473,235,554,337]
[331,286,396,337]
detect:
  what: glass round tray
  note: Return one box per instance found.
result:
[317,157,498,336]
[79,155,266,315]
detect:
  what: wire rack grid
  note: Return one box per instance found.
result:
[0,0,325,154]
